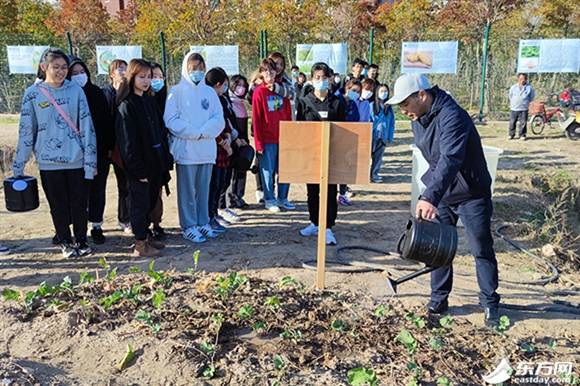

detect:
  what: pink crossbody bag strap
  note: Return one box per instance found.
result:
[37,85,80,135]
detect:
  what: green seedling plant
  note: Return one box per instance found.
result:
[199,341,215,356]
[347,366,379,386]
[396,329,418,354]
[280,328,302,343]
[374,304,387,318]
[272,354,287,383]
[152,288,165,309]
[128,266,142,273]
[437,376,453,386]
[2,288,20,302]
[147,260,173,288]
[439,315,454,328]
[192,250,200,272]
[78,271,95,285]
[252,321,266,332]
[214,272,248,299]
[429,336,444,351]
[264,295,281,311]
[331,319,346,332]
[237,305,255,320]
[278,276,302,289]
[405,312,426,329]
[496,315,511,333]
[100,291,123,310]
[520,341,536,354]
[135,309,161,335]
[116,344,135,371]
[202,364,216,379]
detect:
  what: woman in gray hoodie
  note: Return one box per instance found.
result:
[12,48,97,258]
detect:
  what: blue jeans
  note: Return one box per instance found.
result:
[430,197,500,308]
[259,143,289,202]
[370,139,386,180]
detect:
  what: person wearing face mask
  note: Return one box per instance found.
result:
[148,62,173,241]
[369,83,395,183]
[335,80,362,206]
[358,78,375,122]
[67,56,114,245]
[290,65,300,84]
[227,75,251,209]
[164,52,225,244]
[115,59,172,257]
[296,62,346,246]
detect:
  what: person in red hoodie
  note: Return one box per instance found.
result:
[251,58,294,213]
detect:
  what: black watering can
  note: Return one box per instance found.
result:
[387,217,458,293]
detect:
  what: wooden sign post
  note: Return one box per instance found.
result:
[279,121,372,289]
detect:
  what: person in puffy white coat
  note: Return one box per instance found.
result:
[164,52,225,243]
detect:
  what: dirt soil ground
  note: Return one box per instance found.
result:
[0,118,578,385]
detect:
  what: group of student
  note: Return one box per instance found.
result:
[7,48,395,258]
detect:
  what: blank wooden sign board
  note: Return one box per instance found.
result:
[279,121,372,289]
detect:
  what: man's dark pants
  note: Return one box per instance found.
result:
[508,110,528,138]
[430,196,500,308]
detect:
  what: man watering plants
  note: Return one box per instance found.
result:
[386,74,500,328]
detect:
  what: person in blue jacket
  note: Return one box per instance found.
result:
[369,83,395,182]
[387,73,500,328]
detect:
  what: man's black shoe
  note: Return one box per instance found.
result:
[91,228,106,244]
[52,234,61,245]
[152,226,167,241]
[427,300,449,315]
[484,306,500,328]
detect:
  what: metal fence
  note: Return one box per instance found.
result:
[0,31,577,118]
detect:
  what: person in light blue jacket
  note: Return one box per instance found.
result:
[12,48,97,258]
[369,83,395,182]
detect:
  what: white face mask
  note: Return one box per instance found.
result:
[71,73,88,87]
[361,89,373,100]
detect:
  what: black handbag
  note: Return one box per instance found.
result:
[4,175,40,212]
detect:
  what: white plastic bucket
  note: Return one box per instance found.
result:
[410,145,503,218]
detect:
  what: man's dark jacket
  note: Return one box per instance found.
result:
[412,86,492,207]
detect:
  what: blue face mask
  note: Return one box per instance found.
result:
[313,79,329,92]
[151,79,164,92]
[221,82,229,94]
[362,68,368,77]
[348,90,360,100]
[189,71,205,83]
[378,91,389,100]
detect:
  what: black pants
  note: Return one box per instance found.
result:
[306,184,338,229]
[254,152,263,192]
[88,157,110,224]
[209,166,228,219]
[113,162,131,224]
[508,110,528,138]
[128,175,161,240]
[230,169,247,202]
[430,197,500,308]
[40,169,89,244]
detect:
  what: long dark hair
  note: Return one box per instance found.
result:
[150,61,167,112]
[373,83,390,116]
[116,59,152,105]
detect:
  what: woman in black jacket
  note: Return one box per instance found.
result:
[68,57,113,245]
[102,59,133,234]
[115,59,172,257]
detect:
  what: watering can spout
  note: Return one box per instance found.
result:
[386,266,438,295]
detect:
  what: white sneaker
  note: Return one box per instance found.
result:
[325,229,337,245]
[183,227,206,244]
[265,200,280,213]
[118,222,132,234]
[255,191,264,204]
[300,223,318,237]
[278,199,296,210]
[219,208,240,223]
[199,224,219,239]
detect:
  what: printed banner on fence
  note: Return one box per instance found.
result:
[6,46,50,74]
[296,43,348,75]
[400,41,458,74]
[517,39,580,73]
[190,45,239,75]
[96,46,142,75]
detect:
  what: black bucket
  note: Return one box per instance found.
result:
[397,217,457,268]
[231,144,255,171]
[4,175,40,212]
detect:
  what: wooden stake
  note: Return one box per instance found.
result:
[316,121,331,289]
